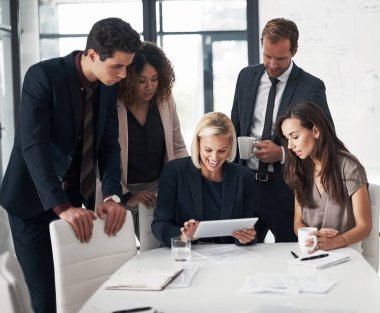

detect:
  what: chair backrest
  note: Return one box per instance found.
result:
[50,210,137,313]
[361,183,380,272]
[138,203,160,252]
[0,251,33,313]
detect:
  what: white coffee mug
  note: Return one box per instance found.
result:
[238,136,257,160]
[298,227,318,253]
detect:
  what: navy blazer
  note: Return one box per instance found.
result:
[231,62,333,213]
[0,52,122,219]
[152,157,256,247]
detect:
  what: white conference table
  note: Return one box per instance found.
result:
[80,243,380,313]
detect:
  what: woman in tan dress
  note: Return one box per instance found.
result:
[276,101,371,252]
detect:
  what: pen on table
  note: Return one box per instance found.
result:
[300,253,329,261]
[291,251,299,259]
[112,307,153,313]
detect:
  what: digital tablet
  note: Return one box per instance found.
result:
[193,218,258,239]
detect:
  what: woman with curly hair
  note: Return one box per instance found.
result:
[115,42,188,238]
[276,102,371,253]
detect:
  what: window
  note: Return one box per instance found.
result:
[157,0,247,146]
[39,0,144,59]
[37,0,250,150]
[0,0,14,181]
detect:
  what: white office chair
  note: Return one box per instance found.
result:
[0,251,33,313]
[50,210,137,313]
[361,183,380,272]
[138,203,161,252]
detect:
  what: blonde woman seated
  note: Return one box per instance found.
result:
[276,102,371,253]
[152,112,256,247]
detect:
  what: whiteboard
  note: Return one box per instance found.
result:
[259,0,380,179]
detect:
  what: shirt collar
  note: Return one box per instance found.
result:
[74,52,99,90]
[265,60,293,84]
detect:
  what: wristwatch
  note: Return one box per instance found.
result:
[103,194,121,204]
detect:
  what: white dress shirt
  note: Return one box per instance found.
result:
[247,61,293,171]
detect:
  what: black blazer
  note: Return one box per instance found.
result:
[231,63,333,212]
[0,52,122,219]
[152,157,256,246]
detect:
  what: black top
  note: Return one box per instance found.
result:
[201,177,227,243]
[202,177,222,221]
[127,106,165,183]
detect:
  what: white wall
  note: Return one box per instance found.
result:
[259,0,380,184]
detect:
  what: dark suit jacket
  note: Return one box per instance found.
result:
[152,157,256,246]
[0,52,122,219]
[231,62,333,213]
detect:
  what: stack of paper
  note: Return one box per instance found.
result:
[288,250,349,270]
[241,272,336,294]
[105,267,183,291]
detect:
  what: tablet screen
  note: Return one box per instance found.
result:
[193,218,258,239]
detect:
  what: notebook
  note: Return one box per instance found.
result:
[105,267,184,291]
[288,250,349,270]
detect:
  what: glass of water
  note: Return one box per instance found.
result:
[171,236,191,261]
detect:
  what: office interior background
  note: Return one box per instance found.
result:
[0,0,379,197]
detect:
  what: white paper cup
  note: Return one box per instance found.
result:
[298,227,318,253]
[238,136,257,160]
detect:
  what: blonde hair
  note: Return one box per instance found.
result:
[191,112,237,168]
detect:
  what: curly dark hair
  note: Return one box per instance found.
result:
[84,17,141,61]
[119,41,175,108]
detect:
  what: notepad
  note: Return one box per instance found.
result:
[105,267,183,291]
[288,250,349,270]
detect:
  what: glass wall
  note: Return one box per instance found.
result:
[157,0,247,146]
[37,0,249,149]
[0,0,14,182]
[39,0,144,60]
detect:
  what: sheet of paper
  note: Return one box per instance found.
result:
[167,265,198,288]
[240,304,356,313]
[193,245,261,264]
[240,272,336,294]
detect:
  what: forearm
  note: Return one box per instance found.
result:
[340,225,372,247]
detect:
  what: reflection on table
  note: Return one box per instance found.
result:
[80,243,380,313]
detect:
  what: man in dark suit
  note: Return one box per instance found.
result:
[0,18,141,312]
[231,18,333,243]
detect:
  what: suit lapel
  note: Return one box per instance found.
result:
[220,163,236,219]
[243,66,265,135]
[96,86,108,151]
[276,63,300,122]
[273,63,300,141]
[187,161,203,220]
[63,53,81,141]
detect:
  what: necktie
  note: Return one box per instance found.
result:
[257,78,279,179]
[80,87,95,201]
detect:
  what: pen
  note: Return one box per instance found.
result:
[112,307,153,313]
[291,251,299,259]
[300,253,329,261]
